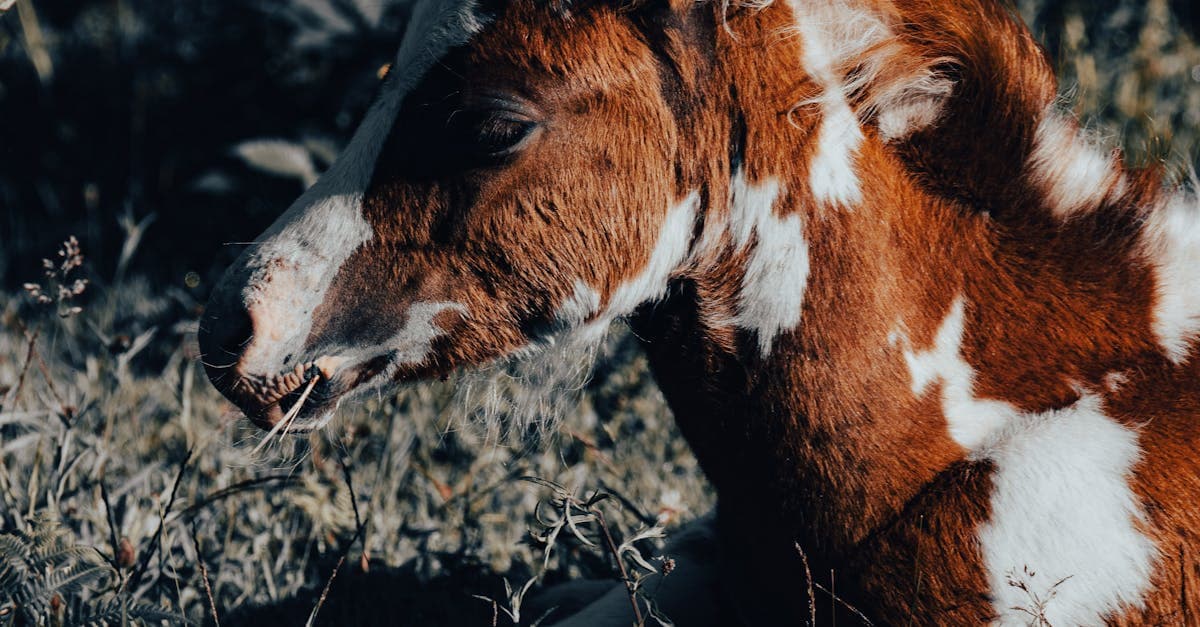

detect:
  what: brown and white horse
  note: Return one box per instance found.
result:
[198,0,1200,623]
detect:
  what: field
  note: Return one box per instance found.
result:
[1,0,1199,625]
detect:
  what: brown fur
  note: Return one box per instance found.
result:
[200,1,1200,623]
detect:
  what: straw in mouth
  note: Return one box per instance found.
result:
[250,373,321,456]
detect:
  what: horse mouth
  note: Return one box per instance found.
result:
[226,356,349,434]
[219,352,430,436]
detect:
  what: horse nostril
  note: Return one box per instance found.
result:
[198,300,254,376]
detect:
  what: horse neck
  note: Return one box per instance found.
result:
[640,3,1184,552]
[644,145,976,551]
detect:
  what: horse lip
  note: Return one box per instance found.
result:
[226,356,348,430]
[231,354,396,432]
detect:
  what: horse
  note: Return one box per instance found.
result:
[198,0,1200,623]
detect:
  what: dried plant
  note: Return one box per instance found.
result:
[521,477,673,627]
[1007,566,1074,627]
[22,237,87,320]
[0,516,181,627]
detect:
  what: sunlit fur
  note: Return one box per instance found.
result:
[200,1,1200,623]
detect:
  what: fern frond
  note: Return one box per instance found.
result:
[42,561,113,596]
[72,598,191,626]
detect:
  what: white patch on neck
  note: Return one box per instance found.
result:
[1027,108,1125,220]
[870,69,954,142]
[979,394,1156,625]
[900,299,1157,622]
[726,170,809,355]
[807,97,865,207]
[1141,189,1200,364]
[233,0,484,373]
[556,280,603,327]
[787,0,881,208]
[901,298,1014,450]
[330,301,467,403]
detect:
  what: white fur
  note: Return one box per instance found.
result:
[557,280,603,326]
[902,298,1014,451]
[232,0,484,374]
[1028,108,1124,220]
[727,170,809,355]
[902,301,1157,622]
[387,302,468,365]
[808,100,865,207]
[979,395,1156,625]
[872,70,954,142]
[1141,190,1200,364]
[786,0,895,208]
[604,193,701,318]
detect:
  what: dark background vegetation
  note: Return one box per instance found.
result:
[2,0,1199,290]
[1,0,414,288]
[0,1,1198,625]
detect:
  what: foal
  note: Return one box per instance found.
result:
[199,0,1200,623]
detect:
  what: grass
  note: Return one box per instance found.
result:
[2,1,1199,625]
[0,236,712,625]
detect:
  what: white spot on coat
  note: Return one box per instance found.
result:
[1142,190,1200,364]
[727,170,809,355]
[556,280,602,326]
[902,298,1014,450]
[604,192,701,317]
[902,300,1157,622]
[456,193,701,438]
[871,70,954,141]
[386,301,468,365]
[807,98,865,207]
[1028,108,1124,220]
[787,0,887,208]
[979,395,1156,625]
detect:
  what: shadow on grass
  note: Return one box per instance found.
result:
[221,559,504,627]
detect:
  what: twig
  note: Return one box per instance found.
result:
[16,0,53,84]
[306,552,349,627]
[12,315,67,415]
[190,521,220,627]
[282,376,320,436]
[127,448,192,591]
[305,456,365,627]
[597,481,656,527]
[31,343,67,414]
[813,579,875,626]
[339,456,363,534]
[795,542,817,626]
[1,323,39,412]
[592,505,644,626]
[173,475,301,520]
[100,479,120,568]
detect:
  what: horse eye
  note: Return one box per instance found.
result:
[447,109,538,159]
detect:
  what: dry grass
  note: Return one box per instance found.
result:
[0,241,711,624]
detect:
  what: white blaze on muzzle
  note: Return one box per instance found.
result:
[220,0,486,376]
